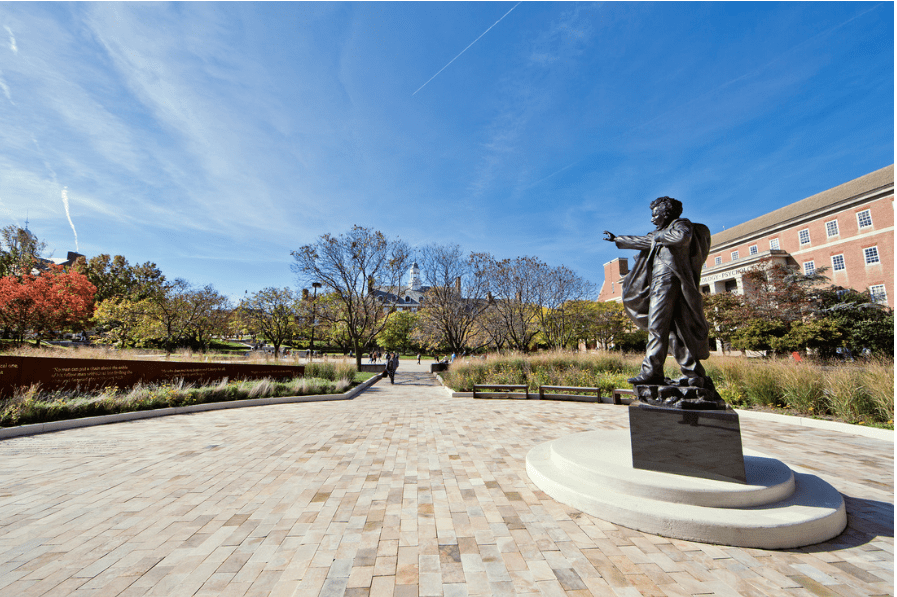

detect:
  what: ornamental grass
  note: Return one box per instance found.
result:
[444,351,894,426]
[0,371,362,428]
[443,351,637,396]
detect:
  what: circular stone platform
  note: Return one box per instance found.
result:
[525,429,847,549]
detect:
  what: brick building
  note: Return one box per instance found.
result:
[598,165,894,307]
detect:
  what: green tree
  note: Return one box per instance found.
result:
[583,301,630,350]
[0,225,47,278]
[731,319,787,353]
[770,318,843,355]
[819,289,894,356]
[182,285,232,350]
[73,254,165,303]
[377,311,418,354]
[238,288,300,358]
[702,292,747,354]
[93,297,156,347]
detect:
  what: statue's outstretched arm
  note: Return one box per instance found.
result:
[613,233,653,250]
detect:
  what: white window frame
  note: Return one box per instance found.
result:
[857,209,873,229]
[714,256,722,266]
[831,254,845,272]
[864,246,880,265]
[870,284,887,304]
[803,261,815,276]
[825,220,839,237]
[731,251,739,261]
[749,245,758,255]
[770,238,780,250]
[798,229,811,245]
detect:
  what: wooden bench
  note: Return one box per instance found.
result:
[538,386,601,402]
[473,384,530,399]
[612,388,635,405]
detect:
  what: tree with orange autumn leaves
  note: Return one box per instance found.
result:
[0,265,96,346]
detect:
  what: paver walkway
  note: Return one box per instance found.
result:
[0,364,892,597]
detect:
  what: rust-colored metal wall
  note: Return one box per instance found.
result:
[0,356,305,397]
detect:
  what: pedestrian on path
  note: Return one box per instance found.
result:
[385,352,397,384]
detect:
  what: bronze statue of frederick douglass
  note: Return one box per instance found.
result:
[603,196,715,392]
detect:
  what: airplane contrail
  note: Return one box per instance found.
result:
[413,2,522,96]
[61,187,79,251]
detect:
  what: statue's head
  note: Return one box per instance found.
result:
[649,196,682,227]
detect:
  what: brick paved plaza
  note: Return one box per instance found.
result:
[0,363,892,596]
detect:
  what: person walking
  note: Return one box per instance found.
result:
[385,352,397,384]
[391,352,400,383]
[416,353,421,364]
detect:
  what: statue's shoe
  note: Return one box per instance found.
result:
[627,374,666,385]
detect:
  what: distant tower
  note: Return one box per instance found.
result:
[408,261,422,291]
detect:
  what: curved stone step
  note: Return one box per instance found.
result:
[548,429,794,507]
[526,430,847,549]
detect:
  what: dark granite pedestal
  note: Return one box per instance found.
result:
[628,402,747,483]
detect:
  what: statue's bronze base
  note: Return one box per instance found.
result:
[631,377,726,410]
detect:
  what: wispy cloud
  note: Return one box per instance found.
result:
[0,70,12,103]
[60,186,78,251]
[412,2,521,96]
[467,4,597,198]
[4,26,16,54]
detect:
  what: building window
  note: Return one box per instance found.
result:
[803,261,815,276]
[870,284,888,304]
[731,251,739,261]
[831,254,845,272]
[770,238,780,250]
[864,246,880,265]
[857,209,873,229]
[825,220,839,237]
[749,245,758,255]
[713,256,721,266]
[798,229,810,245]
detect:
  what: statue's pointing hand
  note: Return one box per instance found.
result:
[603,231,616,242]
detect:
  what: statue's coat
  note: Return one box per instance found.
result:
[614,218,712,361]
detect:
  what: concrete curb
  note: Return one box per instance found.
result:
[734,408,893,442]
[0,373,384,441]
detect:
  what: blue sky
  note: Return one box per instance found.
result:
[0,2,892,300]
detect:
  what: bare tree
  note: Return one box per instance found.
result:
[532,265,596,349]
[484,256,546,352]
[291,226,410,369]
[416,245,492,353]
